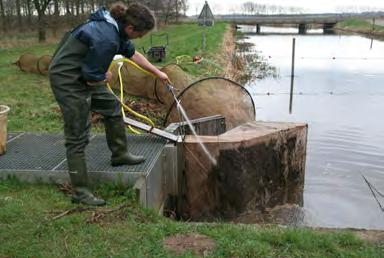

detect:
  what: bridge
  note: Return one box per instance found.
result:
[217,12,384,34]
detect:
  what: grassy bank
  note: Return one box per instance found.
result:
[0,22,228,132]
[2,22,383,258]
[336,18,384,38]
[0,179,382,258]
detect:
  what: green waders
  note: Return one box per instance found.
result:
[49,34,145,206]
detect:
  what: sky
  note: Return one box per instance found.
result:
[187,0,384,15]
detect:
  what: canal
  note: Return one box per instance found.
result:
[240,25,384,229]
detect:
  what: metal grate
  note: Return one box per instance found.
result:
[57,134,167,173]
[0,133,167,175]
[7,132,23,142]
[0,133,66,170]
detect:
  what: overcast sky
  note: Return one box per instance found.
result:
[187,0,384,15]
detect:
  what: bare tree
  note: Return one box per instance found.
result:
[0,0,188,39]
[0,0,6,32]
[33,0,52,42]
[15,0,22,31]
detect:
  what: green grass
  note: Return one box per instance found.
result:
[0,43,62,132]
[134,22,228,76]
[3,23,381,258]
[0,179,382,258]
[337,19,384,32]
[0,22,228,132]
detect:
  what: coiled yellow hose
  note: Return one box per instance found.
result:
[106,58,156,134]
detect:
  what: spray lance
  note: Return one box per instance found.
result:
[166,83,217,166]
[107,57,217,166]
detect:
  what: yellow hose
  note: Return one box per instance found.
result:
[110,58,155,77]
[106,58,156,134]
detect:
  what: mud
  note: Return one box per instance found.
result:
[232,204,305,225]
[163,233,216,256]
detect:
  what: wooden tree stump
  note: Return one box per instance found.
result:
[181,121,308,220]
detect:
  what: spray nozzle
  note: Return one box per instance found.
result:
[166,84,180,93]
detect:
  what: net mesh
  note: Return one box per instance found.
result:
[15,54,256,129]
[165,77,256,130]
[16,53,52,75]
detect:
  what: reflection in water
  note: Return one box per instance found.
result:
[241,25,324,35]
[240,25,384,229]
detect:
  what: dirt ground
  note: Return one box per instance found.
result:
[163,233,216,256]
[218,25,245,81]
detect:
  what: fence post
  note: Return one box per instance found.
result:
[289,38,296,114]
[202,32,206,51]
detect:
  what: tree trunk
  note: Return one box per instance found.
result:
[65,0,71,15]
[52,0,59,38]
[70,1,74,15]
[16,0,23,32]
[175,0,179,23]
[81,0,85,14]
[75,0,80,16]
[0,0,6,32]
[26,0,32,27]
[89,0,95,12]
[164,0,173,24]
[33,0,51,42]
[38,13,47,42]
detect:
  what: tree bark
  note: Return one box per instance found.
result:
[16,0,23,32]
[0,0,6,32]
[52,0,59,38]
[164,0,173,24]
[65,0,71,15]
[33,0,52,42]
[26,0,32,26]
[175,0,179,23]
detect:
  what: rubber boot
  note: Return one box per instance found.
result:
[104,116,145,166]
[67,154,106,206]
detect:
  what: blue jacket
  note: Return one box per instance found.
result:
[72,7,135,82]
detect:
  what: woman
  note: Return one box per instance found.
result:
[49,2,169,206]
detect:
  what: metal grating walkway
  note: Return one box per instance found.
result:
[0,133,168,184]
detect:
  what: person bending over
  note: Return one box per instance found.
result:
[49,2,170,206]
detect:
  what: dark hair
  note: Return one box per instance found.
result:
[110,2,156,32]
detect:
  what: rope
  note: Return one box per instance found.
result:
[361,173,384,212]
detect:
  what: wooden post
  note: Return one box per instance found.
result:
[202,32,206,51]
[372,18,376,31]
[289,38,296,114]
[370,18,376,50]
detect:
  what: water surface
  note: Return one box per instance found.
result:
[241,25,384,229]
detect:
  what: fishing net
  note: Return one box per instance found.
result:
[15,53,256,129]
[109,63,193,105]
[36,55,52,75]
[154,64,193,105]
[16,53,40,74]
[109,61,156,99]
[165,77,256,130]
[16,53,52,75]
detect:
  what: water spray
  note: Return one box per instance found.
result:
[166,84,217,166]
